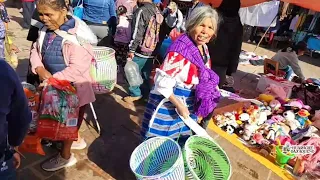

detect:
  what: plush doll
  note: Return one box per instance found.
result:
[285,99,311,111]
[215,114,228,128]
[266,123,281,141]
[258,94,275,104]
[283,110,301,131]
[242,123,259,141]
[250,133,269,145]
[266,115,285,125]
[224,113,240,134]
[278,136,296,145]
[269,99,281,113]
[239,113,250,122]
[296,109,310,127]
[255,110,268,126]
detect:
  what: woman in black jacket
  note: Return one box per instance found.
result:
[207,0,268,91]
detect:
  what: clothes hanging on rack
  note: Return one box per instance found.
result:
[309,13,320,32]
[239,1,280,27]
[289,15,299,32]
[295,14,307,31]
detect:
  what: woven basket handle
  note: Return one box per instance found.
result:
[176,110,211,138]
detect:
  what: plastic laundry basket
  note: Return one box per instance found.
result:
[91,46,117,94]
[183,135,232,180]
[129,137,185,180]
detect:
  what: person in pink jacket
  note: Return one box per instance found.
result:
[30,0,96,171]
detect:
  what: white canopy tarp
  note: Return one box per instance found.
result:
[239,1,280,27]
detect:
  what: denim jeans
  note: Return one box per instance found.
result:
[0,156,16,180]
[281,66,294,80]
[128,56,153,98]
[22,1,35,28]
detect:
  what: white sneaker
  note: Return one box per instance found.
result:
[71,138,87,150]
[42,153,77,172]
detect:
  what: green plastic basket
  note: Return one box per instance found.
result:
[91,46,117,94]
[183,135,232,180]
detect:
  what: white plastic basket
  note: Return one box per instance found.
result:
[91,46,117,94]
[129,137,185,180]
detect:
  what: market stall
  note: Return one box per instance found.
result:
[208,82,320,179]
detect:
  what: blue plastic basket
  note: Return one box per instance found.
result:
[129,137,185,180]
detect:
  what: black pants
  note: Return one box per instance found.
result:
[208,16,243,86]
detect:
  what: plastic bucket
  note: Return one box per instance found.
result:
[129,137,185,180]
[183,135,232,180]
[275,146,295,168]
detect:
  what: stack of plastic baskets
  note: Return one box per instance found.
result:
[183,135,232,180]
[129,137,185,180]
[91,46,117,94]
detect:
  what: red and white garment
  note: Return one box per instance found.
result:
[152,45,211,98]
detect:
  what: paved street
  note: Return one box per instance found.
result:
[5,4,320,180]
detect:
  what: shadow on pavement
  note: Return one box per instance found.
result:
[15,58,29,82]
[9,15,24,27]
[86,92,142,180]
[233,70,261,98]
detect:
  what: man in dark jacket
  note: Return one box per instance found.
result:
[0,60,32,179]
[124,0,163,103]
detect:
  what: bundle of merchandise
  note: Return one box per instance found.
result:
[19,82,45,155]
[239,50,268,65]
[213,93,320,174]
[36,78,80,141]
[19,78,80,155]
[292,78,320,110]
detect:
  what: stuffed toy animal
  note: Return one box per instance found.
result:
[285,99,311,111]
[266,123,281,141]
[296,109,310,127]
[283,110,301,130]
[258,94,275,104]
[269,99,281,113]
[242,123,259,141]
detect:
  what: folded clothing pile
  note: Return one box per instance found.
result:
[239,50,268,66]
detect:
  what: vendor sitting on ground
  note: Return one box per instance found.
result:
[271,41,307,80]
[141,6,220,140]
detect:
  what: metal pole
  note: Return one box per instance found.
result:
[253,15,278,53]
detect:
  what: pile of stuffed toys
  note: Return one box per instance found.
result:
[214,93,319,147]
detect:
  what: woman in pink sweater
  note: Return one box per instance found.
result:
[30,0,96,171]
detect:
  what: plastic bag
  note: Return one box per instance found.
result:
[124,60,143,86]
[19,135,45,156]
[36,78,80,141]
[22,82,40,133]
